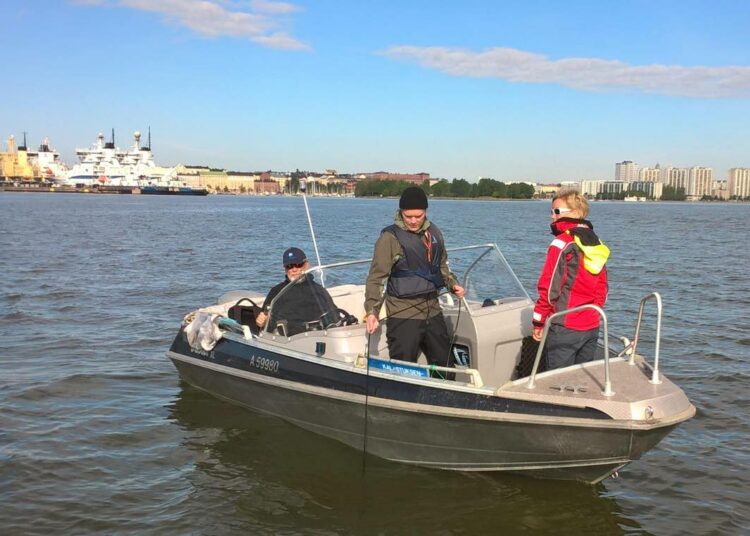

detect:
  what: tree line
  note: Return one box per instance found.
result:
[355,178,535,199]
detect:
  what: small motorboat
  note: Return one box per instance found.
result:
[167,243,695,484]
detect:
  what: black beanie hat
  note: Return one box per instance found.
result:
[399,186,428,210]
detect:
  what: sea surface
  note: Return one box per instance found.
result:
[1,193,748,535]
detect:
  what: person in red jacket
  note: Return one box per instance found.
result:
[532,190,609,370]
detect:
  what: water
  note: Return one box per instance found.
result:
[1,193,748,534]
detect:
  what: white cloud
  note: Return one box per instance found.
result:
[381,46,750,98]
[79,0,309,50]
[249,0,299,15]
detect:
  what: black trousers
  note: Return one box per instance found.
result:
[545,324,600,370]
[386,314,452,368]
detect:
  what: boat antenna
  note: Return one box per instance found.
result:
[299,178,324,285]
[148,126,151,150]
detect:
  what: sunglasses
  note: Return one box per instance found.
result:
[285,262,306,269]
[551,207,572,215]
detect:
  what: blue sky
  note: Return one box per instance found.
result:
[2,0,749,181]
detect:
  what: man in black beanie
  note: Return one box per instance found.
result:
[364,186,465,375]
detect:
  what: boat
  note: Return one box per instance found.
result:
[166,238,695,484]
[26,137,69,182]
[139,185,208,196]
[65,130,130,186]
[64,129,205,195]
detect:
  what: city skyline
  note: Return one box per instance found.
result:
[2,0,750,181]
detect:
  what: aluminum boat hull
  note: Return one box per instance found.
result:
[168,331,687,484]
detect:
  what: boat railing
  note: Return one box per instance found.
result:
[308,243,499,274]
[629,292,663,385]
[526,304,614,396]
[305,243,530,317]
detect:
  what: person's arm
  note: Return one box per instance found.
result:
[532,240,566,340]
[594,266,608,308]
[257,281,286,328]
[364,233,400,333]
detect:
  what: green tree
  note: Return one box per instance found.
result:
[661,186,686,201]
[492,182,508,198]
[421,179,432,195]
[476,178,500,197]
[431,179,451,197]
[451,178,472,197]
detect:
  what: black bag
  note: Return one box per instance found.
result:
[514,336,547,379]
[228,298,261,333]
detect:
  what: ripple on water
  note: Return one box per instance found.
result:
[1,195,749,535]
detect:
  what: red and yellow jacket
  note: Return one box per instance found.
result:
[533,218,609,331]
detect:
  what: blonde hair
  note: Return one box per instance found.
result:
[553,189,589,218]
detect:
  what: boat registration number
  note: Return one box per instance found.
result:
[249,354,280,373]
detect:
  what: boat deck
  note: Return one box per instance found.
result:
[500,356,693,421]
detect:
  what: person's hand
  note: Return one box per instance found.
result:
[532,326,543,342]
[366,314,379,334]
[256,311,267,328]
[452,284,465,299]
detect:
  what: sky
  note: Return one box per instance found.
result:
[2,0,749,182]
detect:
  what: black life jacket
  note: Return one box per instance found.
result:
[384,223,446,298]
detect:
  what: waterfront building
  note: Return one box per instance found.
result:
[355,171,430,185]
[663,167,689,190]
[727,168,750,199]
[600,180,628,197]
[559,181,579,191]
[579,180,604,197]
[615,160,638,182]
[534,183,561,198]
[176,165,257,192]
[638,165,662,182]
[712,180,729,200]
[687,166,713,200]
[227,171,259,192]
[255,175,281,194]
[270,172,291,193]
[629,180,663,199]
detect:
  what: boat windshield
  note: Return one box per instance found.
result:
[264,272,342,336]
[265,244,529,331]
[447,244,530,310]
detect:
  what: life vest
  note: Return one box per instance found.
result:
[384,224,446,298]
[567,227,610,275]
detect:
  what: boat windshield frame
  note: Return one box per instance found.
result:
[264,243,529,333]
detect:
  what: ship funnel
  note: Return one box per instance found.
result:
[105,128,116,149]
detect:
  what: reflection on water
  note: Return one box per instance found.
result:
[1,194,747,534]
[168,385,644,535]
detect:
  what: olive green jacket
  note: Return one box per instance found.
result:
[364,211,459,320]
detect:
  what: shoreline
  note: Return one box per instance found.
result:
[1,182,746,203]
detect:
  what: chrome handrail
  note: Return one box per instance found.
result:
[526,304,613,396]
[305,243,498,273]
[630,292,663,385]
[264,244,502,332]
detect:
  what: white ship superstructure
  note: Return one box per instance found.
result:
[25,137,70,181]
[65,130,176,186]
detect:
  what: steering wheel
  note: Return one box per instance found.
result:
[320,308,359,329]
